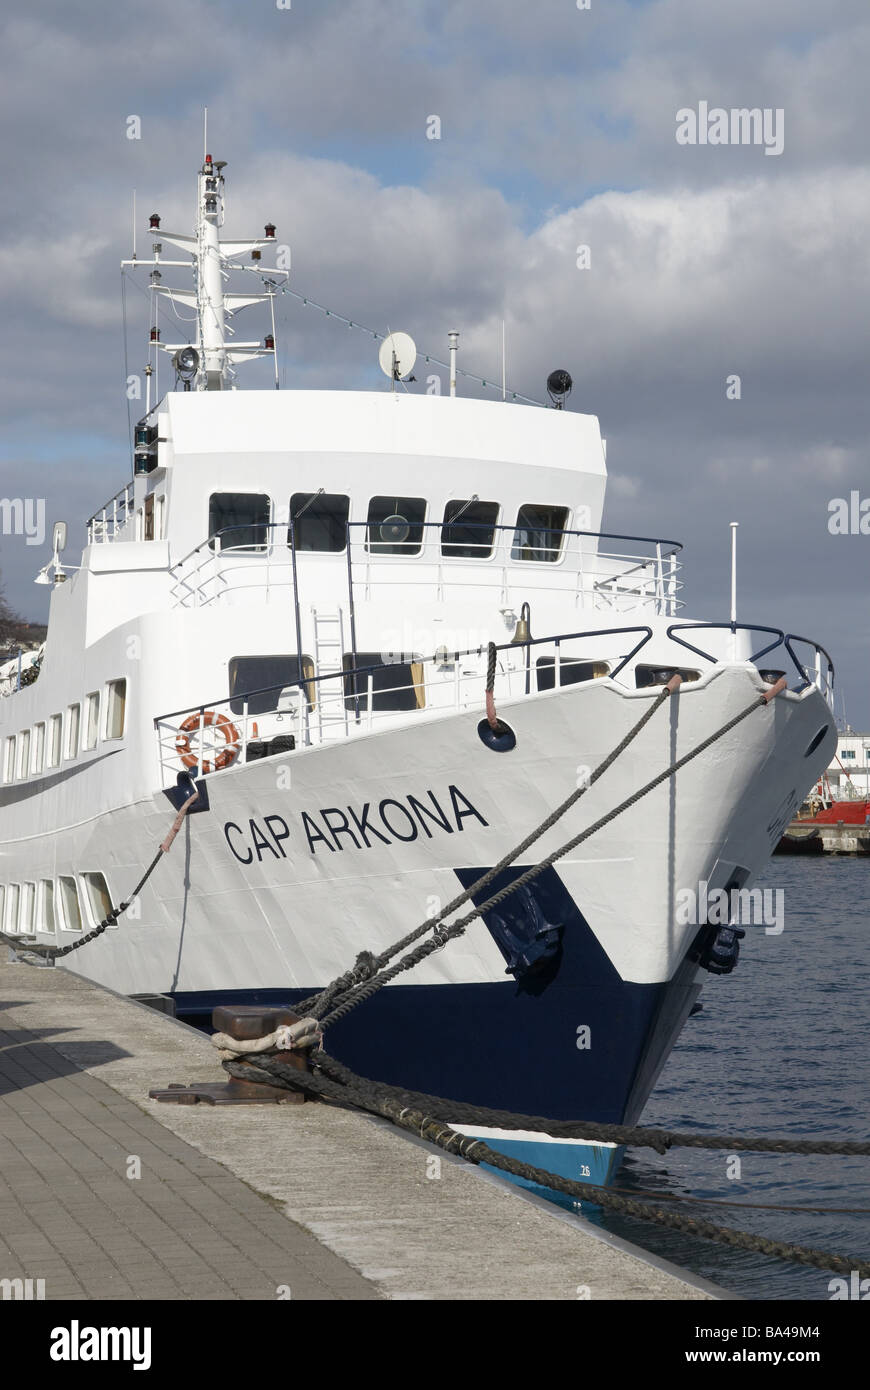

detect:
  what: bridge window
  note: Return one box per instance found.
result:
[17,730,30,779]
[343,653,425,712]
[229,654,315,716]
[208,493,270,551]
[2,736,15,784]
[512,504,570,563]
[83,693,100,751]
[105,680,127,740]
[57,876,82,932]
[441,500,499,558]
[289,493,350,552]
[366,497,426,555]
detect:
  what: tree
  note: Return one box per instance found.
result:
[0,570,17,644]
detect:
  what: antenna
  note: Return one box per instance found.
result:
[132,190,136,259]
[203,107,208,163]
[501,318,506,401]
[730,520,739,636]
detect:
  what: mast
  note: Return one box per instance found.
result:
[122,153,287,394]
[197,154,229,388]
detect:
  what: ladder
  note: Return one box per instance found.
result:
[311,608,349,741]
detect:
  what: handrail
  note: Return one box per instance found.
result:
[667,622,834,697]
[154,625,655,725]
[170,519,683,570]
[784,633,836,687]
[667,622,787,665]
[85,481,135,541]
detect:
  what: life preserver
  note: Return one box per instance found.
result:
[176,710,240,773]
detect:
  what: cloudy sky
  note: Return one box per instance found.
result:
[1,0,867,720]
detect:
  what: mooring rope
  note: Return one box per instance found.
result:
[303,675,787,1035]
[223,1051,870,1280]
[0,784,199,961]
[294,663,685,1026]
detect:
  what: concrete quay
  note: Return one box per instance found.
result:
[0,952,725,1301]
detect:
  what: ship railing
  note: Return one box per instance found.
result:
[86,483,135,544]
[154,625,655,783]
[666,622,835,707]
[168,521,685,616]
[154,619,836,783]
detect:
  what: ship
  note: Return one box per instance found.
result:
[0,151,838,1189]
[775,765,870,856]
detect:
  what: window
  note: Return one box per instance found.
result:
[366,496,426,556]
[2,736,15,784]
[156,495,166,539]
[83,693,100,751]
[17,730,30,779]
[105,680,127,740]
[47,715,62,768]
[289,493,350,552]
[5,884,20,934]
[80,872,113,929]
[536,657,609,691]
[343,653,425,712]
[841,749,856,761]
[38,879,56,934]
[33,722,46,773]
[0,887,4,930]
[20,882,36,937]
[57,876,82,931]
[512,504,570,563]
[66,703,81,759]
[441,500,500,558]
[208,492,270,551]
[229,655,315,716]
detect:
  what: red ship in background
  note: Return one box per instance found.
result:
[777,758,870,853]
[797,761,870,824]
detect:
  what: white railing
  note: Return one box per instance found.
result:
[154,629,653,784]
[168,522,685,617]
[86,483,135,544]
[154,619,837,785]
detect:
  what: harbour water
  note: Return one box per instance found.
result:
[591,857,870,1300]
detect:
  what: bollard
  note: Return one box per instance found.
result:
[149,1005,308,1105]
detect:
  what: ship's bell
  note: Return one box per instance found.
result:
[511,601,532,645]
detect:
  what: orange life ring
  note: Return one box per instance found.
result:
[175,710,240,773]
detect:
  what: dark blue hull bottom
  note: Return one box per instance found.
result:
[174,976,691,1124]
[172,864,704,1128]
